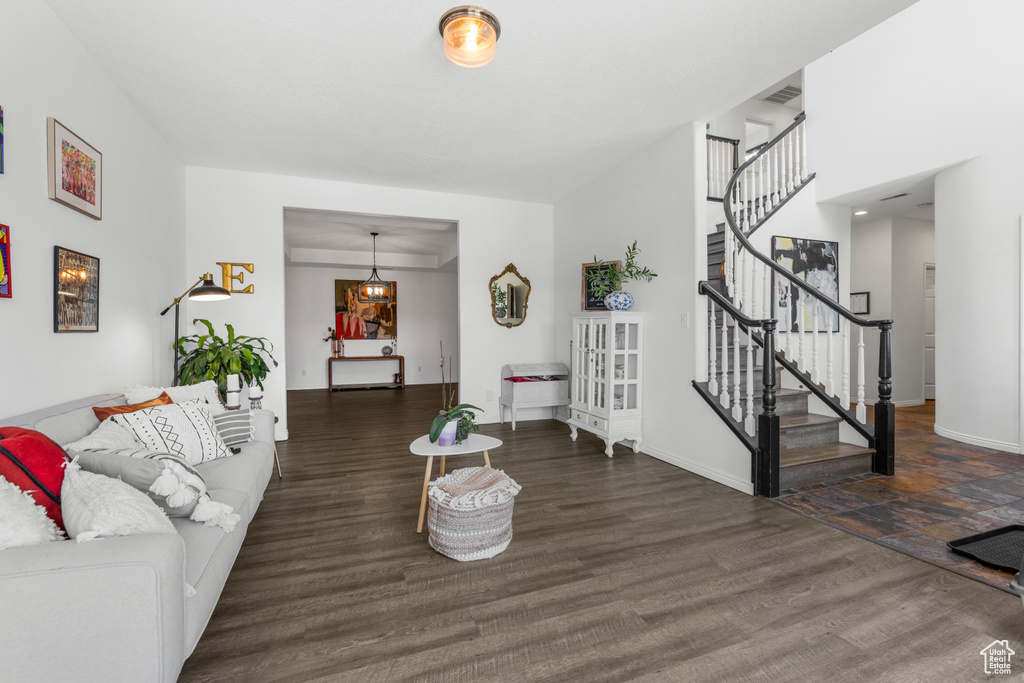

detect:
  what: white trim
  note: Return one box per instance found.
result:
[275,426,289,441]
[934,424,1020,454]
[892,399,925,408]
[640,445,754,495]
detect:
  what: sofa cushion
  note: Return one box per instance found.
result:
[61,464,176,542]
[112,401,229,466]
[195,442,273,519]
[0,474,64,549]
[93,392,172,422]
[0,427,69,529]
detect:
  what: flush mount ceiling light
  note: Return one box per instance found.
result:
[439,6,501,68]
[854,210,868,216]
[358,232,393,303]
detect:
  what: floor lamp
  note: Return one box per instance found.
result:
[160,273,231,386]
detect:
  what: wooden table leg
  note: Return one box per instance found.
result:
[417,455,434,533]
[440,455,446,477]
[483,450,491,468]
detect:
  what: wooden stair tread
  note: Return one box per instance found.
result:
[779,413,841,429]
[780,442,876,468]
[735,387,809,400]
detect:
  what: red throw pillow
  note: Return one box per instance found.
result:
[93,392,172,421]
[0,427,70,530]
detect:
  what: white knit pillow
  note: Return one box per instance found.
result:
[0,475,65,549]
[123,380,226,416]
[111,401,229,466]
[63,418,140,451]
[61,463,175,542]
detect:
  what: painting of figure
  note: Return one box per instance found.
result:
[772,236,839,333]
[334,279,397,340]
[54,246,100,332]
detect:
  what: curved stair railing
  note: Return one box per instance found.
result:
[700,113,895,496]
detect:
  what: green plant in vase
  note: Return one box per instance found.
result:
[430,403,482,445]
[585,240,658,311]
[491,282,508,318]
[174,319,278,400]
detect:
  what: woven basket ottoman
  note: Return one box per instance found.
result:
[426,466,521,561]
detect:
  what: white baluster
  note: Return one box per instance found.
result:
[774,142,781,202]
[841,319,851,409]
[756,155,764,221]
[732,320,742,422]
[798,292,807,372]
[793,126,802,187]
[856,326,866,422]
[800,121,808,183]
[784,279,794,359]
[786,132,795,193]
[740,171,748,232]
[763,262,771,322]
[741,250,751,317]
[752,258,761,321]
[709,300,718,395]
[720,313,730,408]
[812,302,821,384]
[765,148,774,212]
[745,331,755,436]
[826,311,835,396]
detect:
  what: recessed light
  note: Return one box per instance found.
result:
[854,210,868,216]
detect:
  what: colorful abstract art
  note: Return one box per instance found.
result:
[772,236,840,333]
[47,118,102,220]
[0,224,10,298]
[54,246,99,332]
[335,279,397,340]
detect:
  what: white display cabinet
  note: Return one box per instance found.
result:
[568,312,644,456]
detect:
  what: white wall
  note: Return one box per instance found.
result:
[185,168,554,438]
[805,0,1024,450]
[554,123,760,493]
[0,0,185,418]
[708,98,802,157]
[891,218,935,406]
[285,265,458,389]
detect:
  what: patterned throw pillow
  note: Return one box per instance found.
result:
[63,419,140,452]
[212,410,254,447]
[0,427,70,530]
[112,401,229,466]
[61,463,175,542]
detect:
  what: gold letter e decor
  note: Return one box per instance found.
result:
[217,262,255,294]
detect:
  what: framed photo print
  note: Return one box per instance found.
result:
[54,246,99,332]
[581,260,621,311]
[850,292,870,315]
[334,279,397,339]
[772,236,839,332]
[47,118,102,220]
[0,224,10,298]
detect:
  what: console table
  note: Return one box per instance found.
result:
[328,356,405,390]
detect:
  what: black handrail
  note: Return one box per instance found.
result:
[722,114,892,329]
[699,281,773,328]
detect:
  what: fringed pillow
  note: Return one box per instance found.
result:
[61,461,176,542]
[63,419,140,452]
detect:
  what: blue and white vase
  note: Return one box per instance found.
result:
[604,291,634,311]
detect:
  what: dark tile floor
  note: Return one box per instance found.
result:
[774,401,1024,593]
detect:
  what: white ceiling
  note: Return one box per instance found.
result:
[42,0,917,204]
[843,172,937,225]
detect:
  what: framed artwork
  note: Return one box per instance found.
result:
[581,261,621,311]
[335,279,397,340]
[850,292,870,315]
[772,236,839,332]
[0,224,10,298]
[54,246,99,332]
[47,118,102,220]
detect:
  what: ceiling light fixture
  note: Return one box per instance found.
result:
[358,232,393,303]
[854,210,868,216]
[439,6,501,68]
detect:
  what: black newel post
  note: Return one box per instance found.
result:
[873,322,895,475]
[755,321,780,497]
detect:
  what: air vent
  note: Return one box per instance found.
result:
[880,193,909,201]
[763,85,802,105]
[917,202,934,208]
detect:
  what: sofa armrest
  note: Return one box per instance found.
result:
[250,408,276,444]
[0,533,186,683]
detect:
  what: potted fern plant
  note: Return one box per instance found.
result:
[585,240,658,311]
[174,319,278,400]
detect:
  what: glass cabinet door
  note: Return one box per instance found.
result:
[571,318,592,410]
[610,320,641,414]
[589,318,610,413]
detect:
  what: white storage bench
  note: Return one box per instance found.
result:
[499,363,570,430]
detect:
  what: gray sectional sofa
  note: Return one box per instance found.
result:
[0,394,276,683]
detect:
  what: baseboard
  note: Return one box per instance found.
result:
[892,399,925,408]
[933,424,1019,454]
[640,445,754,495]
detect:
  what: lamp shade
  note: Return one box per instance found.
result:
[358,233,393,303]
[439,6,500,68]
[188,274,231,301]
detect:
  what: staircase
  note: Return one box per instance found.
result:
[697,114,895,497]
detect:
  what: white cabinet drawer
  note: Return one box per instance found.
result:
[572,409,588,423]
[588,416,608,431]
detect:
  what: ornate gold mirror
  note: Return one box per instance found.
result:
[489,263,531,328]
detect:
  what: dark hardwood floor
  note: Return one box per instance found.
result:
[180,387,1023,682]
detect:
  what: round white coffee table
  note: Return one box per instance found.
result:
[410,433,503,533]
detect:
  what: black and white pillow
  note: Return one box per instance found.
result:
[212,410,254,447]
[112,401,229,466]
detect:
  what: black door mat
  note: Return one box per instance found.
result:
[948,526,1024,573]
